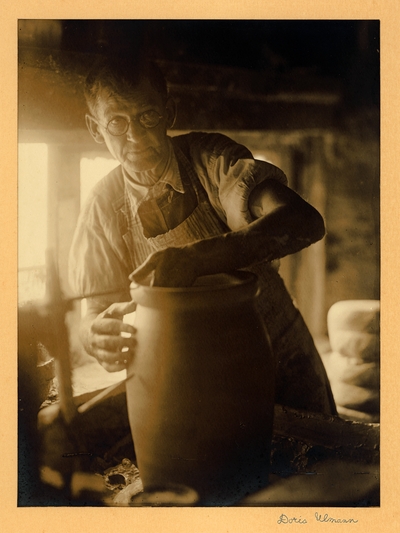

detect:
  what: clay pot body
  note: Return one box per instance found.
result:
[127,272,275,506]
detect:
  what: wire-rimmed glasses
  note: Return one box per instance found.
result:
[104,110,164,136]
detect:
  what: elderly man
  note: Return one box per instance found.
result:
[69,55,336,415]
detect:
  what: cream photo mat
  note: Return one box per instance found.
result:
[2,2,398,532]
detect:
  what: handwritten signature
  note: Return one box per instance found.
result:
[277,513,359,524]
[277,515,307,524]
[315,514,358,524]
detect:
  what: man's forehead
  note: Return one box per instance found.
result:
[97,80,162,113]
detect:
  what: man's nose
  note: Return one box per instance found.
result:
[126,119,146,141]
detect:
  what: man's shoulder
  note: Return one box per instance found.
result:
[87,164,124,205]
[81,164,125,221]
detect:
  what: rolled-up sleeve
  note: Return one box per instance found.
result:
[68,188,131,306]
[188,133,288,231]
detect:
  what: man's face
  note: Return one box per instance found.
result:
[88,79,172,181]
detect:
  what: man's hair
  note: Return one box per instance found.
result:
[84,55,168,115]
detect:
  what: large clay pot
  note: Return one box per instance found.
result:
[126,271,275,506]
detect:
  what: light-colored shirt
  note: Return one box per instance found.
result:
[68,132,287,303]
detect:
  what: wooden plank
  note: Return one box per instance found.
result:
[273,404,379,461]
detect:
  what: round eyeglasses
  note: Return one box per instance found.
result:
[105,110,164,136]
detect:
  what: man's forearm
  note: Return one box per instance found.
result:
[130,183,326,287]
[186,202,325,277]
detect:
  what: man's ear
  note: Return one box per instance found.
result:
[85,114,106,143]
[165,97,177,129]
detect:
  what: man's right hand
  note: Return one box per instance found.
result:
[82,301,137,372]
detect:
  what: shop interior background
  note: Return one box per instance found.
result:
[18,19,380,365]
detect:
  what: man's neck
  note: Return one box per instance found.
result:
[123,139,184,195]
[124,140,173,189]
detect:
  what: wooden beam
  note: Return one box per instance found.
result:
[19,48,342,133]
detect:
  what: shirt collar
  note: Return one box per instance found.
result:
[156,137,185,194]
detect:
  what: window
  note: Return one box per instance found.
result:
[18,143,48,304]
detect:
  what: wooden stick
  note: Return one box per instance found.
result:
[45,249,77,425]
[77,379,127,414]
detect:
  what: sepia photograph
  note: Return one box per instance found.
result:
[17,19,380,510]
